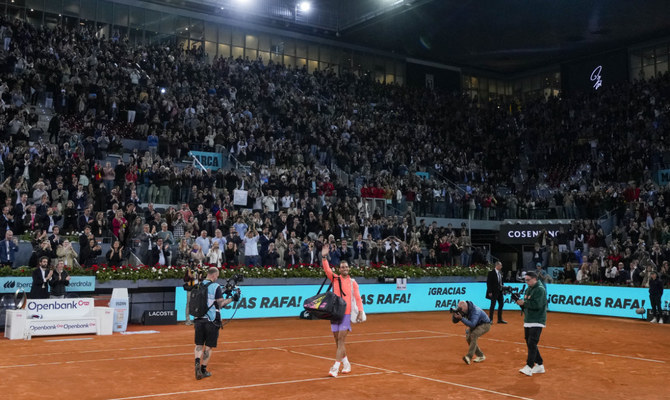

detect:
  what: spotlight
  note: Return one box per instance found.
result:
[298,1,311,12]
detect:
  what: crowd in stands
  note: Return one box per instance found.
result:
[0,16,668,287]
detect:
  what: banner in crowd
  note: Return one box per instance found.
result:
[233,189,248,206]
[657,169,670,185]
[25,298,95,319]
[498,223,570,244]
[175,282,669,321]
[0,276,96,294]
[415,172,430,180]
[190,151,223,171]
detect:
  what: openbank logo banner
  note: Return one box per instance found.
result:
[0,276,95,293]
[26,298,94,319]
[29,318,97,336]
[498,224,569,244]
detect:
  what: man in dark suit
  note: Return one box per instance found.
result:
[486,261,507,324]
[385,241,403,265]
[150,237,171,267]
[0,206,15,239]
[30,256,52,299]
[353,235,368,265]
[369,241,385,264]
[78,207,93,231]
[0,230,19,268]
[301,241,319,265]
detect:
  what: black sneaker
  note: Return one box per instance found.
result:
[497,320,508,324]
[201,370,212,379]
[195,362,203,380]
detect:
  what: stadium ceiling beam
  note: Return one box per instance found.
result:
[337,0,437,34]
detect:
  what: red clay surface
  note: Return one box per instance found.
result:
[1,311,668,400]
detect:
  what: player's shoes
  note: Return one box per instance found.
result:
[341,362,352,374]
[195,361,203,380]
[329,365,339,377]
[473,355,486,363]
[519,365,533,376]
[651,318,658,323]
[201,370,212,378]
[531,364,545,374]
[462,355,471,365]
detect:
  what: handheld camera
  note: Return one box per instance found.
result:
[449,305,466,324]
[223,274,243,302]
[502,286,522,302]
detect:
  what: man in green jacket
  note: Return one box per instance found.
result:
[516,271,547,376]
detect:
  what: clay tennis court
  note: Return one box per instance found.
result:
[2,311,668,400]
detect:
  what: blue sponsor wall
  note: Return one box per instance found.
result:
[175,282,670,321]
[0,276,96,293]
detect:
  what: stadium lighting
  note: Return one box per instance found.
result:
[298,1,311,12]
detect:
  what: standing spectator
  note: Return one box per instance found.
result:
[57,239,79,267]
[106,240,124,267]
[0,230,19,268]
[79,238,102,267]
[30,256,52,299]
[243,229,260,266]
[207,241,223,268]
[49,260,70,299]
[195,230,211,255]
[151,237,171,267]
[649,271,664,324]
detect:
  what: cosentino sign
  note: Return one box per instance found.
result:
[498,224,569,244]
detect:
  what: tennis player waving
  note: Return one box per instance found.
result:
[321,245,365,377]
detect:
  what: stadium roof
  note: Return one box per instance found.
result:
[148,0,670,74]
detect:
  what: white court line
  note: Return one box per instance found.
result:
[6,329,427,359]
[44,338,94,342]
[0,335,448,369]
[420,330,668,364]
[106,372,387,400]
[403,373,535,400]
[272,347,398,373]
[277,347,533,400]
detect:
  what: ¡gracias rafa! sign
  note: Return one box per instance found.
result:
[175,282,669,321]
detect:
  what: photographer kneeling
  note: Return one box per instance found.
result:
[452,300,491,365]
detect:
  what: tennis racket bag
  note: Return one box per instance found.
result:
[303,277,346,322]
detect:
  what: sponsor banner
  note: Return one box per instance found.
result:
[0,276,95,293]
[29,318,98,336]
[176,283,670,321]
[26,298,94,319]
[190,150,223,171]
[498,224,570,244]
[142,310,177,325]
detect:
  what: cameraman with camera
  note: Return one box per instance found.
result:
[516,271,547,376]
[193,267,238,380]
[452,300,491,365]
